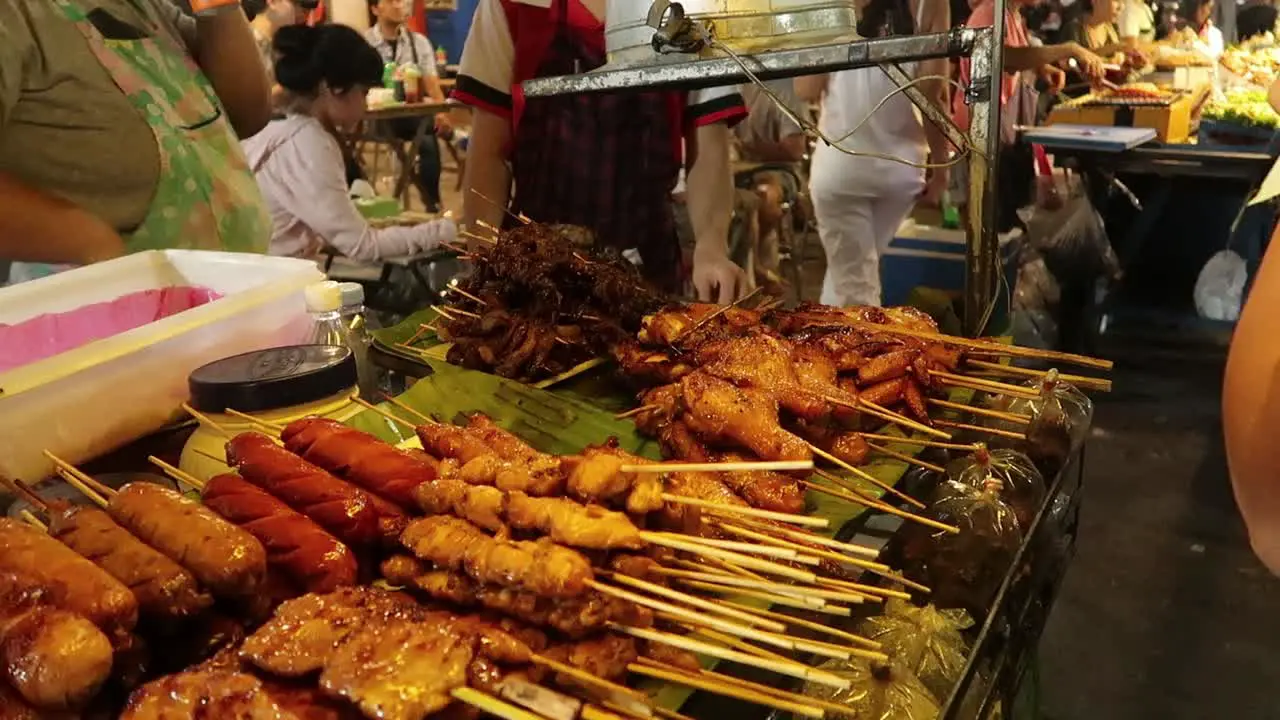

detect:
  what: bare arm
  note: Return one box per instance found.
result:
[1004,42,1095,72]
[794,74,828,103]
[461,108,512,246]
[0,172,125,264]
[1224,225,1280,574]
[741,133,807,163]
[914,0,954,166]
[193,11,273,138]
[687,122,743,302]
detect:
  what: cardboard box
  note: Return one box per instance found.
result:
[1046,86,1208,143]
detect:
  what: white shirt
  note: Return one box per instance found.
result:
[809,68,928,198]
[241,115,455,261]
[1118,0,1155,40]
[365,25,439,75]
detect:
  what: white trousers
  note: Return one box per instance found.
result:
[812,189,918,307]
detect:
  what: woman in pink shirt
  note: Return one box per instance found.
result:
[242,24,456,261]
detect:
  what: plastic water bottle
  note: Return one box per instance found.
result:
[305,281,347,347]
[941,190,961,230]
[337,282,381,398]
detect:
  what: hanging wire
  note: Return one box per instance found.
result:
[709,37,983,169]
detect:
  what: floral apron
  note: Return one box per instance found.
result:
[9,0,270,282]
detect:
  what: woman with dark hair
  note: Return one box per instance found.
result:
[1179,0,1223,59]
[242,24,455,261]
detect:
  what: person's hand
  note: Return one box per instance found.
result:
[1039,64,1067,94]
[691,245,748,304]
[1070,43,1107,80]
[920,168,948,206]
[1122,46,1149,70]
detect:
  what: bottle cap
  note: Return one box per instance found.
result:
[188,345,356,413]
[337,282,366,308]
[304,281,343,313]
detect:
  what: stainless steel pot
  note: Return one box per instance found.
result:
[605,0,860,66]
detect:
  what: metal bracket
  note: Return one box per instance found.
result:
[965,75,991,106]
[647,1,714,55]
[878,62,968,160]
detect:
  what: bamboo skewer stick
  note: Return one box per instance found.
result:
[221,408,285,433]
[637,534,819,583]
[380,393,436,425]
[807,444,925,509]
[928,370,1041,400]
[856,432,982,451]
[659,614,856,662]
[820,572,928,597]
[2,476,50,515]
[933,419,1028,441]
[664,620,795,663]
[627,663,824,719]
[725,602,882,650]
[470,189,531,226]
[658,494,829,528]
[858,398,952,440]
[713,522,891,574]
[350,396,416,430]
[634,658,855,717]
[650,568,874,606]
[600,573,787,632]
[610,624,851,689]
[48,469,109,509]
[19,510,47,532]
[726,517,880,559]
[181,403,232,440]
[400,323,437,348]
[676,581,852,616]
[532,357,610,390]
[475,220,503,236]
[590,582,833,655]
[148,456,206,491]
[864,441,946,474]
[442,305,482,319]
[190,446,229,466]
[846,320,1114,370]
[451,687,548,720]
[527,654,650,710]
[803,476,959,536]
[614,405,657,420]
[673,288,763,345]
[965,359,1112,391]
[927,398,1030,424]
[674,557,765,581]
[646,533,820,565]
[623,460,813,474]
[447,284,489,307]
[431,304,458,321]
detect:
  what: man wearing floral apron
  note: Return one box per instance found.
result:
[0,0,273,282]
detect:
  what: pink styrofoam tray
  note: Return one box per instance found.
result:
[0,286,222,373]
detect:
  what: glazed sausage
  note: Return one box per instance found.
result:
[281,417,435,507]
[0,519,137,638]
[226,432,381,547]
[108,483,267,601]
[0,580,114,710]
[47,505,213,626]
[201,474,358,594]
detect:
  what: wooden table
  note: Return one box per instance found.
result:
[348,101,453,205]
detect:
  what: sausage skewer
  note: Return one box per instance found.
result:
[5,476,214,628]
[148,458,358,595]
[225,432,387,548]
[44,452,267,602]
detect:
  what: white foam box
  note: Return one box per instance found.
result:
[0,251,323,482]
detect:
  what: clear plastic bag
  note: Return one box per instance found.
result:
[946,445,1046,529]
[1194,249,1247,321]
[803,658,940,720]
[899,479,1023,613]
[991,369,1093,475]
[860,599,974,702]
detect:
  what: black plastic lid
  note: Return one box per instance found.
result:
[188,345,357,413]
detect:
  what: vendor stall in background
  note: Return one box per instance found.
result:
[1030,12,1280,351]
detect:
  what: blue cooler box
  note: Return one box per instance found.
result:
[880,221,1023,328]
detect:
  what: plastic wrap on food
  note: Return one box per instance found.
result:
[991,369,1093,474]
[803,658,940,720]
[945,445,1045,529]
[899,480,1023,614]
[860,600,973,702]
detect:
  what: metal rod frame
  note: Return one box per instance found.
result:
[520,9,1006,337]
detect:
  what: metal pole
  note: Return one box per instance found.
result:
[964,19,1004,336]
